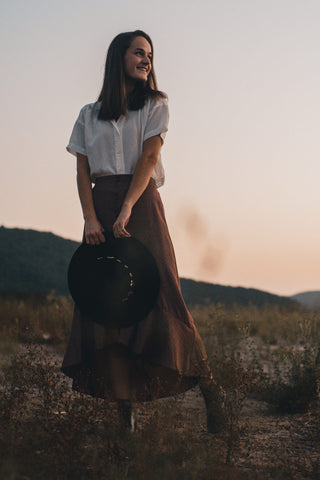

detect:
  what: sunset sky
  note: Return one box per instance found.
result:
[1,0,319,296]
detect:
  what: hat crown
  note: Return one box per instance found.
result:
[68,234,160,327]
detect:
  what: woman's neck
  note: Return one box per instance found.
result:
[125,79,135,95]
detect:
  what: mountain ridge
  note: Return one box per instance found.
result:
[0,226,299,309]
[291,291,320,310]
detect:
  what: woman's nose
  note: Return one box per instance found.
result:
[142,56,151,65]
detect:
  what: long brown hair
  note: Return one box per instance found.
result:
[97,30,166,121]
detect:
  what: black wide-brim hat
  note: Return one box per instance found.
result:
[68,233,160,328]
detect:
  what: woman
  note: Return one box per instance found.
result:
[61,30,224,434]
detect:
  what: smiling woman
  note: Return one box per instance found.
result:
[61,30,225,435]
[96,30,165,122]
[124,37,153,86]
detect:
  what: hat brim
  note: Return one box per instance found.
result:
[68,233,160,328]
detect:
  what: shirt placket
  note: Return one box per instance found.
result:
[112,121,125,175]
[111,120,125,218]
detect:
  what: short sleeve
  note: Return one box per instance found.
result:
[143,97,169,143]
[66,107,87,156]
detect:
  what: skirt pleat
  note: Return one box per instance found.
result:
[61,175,208,401]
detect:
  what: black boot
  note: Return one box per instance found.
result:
[198,370,226,434]
[117,400,137,433]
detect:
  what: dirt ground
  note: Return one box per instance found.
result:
[9,343,320,479]
[179,388,320,475]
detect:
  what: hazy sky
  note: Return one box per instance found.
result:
[1,0,319,296]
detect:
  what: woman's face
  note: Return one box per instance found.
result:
[124,36,152,84]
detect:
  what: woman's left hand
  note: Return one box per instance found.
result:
[113,204,132,238]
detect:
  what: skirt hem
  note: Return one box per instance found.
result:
[60,342,199,402]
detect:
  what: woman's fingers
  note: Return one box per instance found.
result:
[86,231,104,245]
[84,217,132,243]
[113,207,132,238]
[117,228,131,238]
[84,219,105,245]
[97,230,106,243]
[113,221,131,238]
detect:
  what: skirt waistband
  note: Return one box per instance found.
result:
[94,175,156,187]
[95,174,133,184]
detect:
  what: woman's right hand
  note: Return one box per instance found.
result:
[84,217,105,245]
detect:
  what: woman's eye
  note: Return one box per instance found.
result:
[135,51,152,61]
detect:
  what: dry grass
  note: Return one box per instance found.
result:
[0,292,73,348]
[1,295,320,479]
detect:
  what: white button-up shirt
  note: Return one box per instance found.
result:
[66,96,169,188]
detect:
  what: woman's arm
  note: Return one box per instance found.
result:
[113,135,162,238]
[76,153,105,245]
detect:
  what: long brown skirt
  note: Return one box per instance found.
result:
[61,175,208,401]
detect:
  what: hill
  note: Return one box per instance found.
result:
[0,226,298,308]
[180,278,296,309]
[291,291,320,310]
[0,226,79,295]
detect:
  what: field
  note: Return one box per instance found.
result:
[1,294,320,479]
